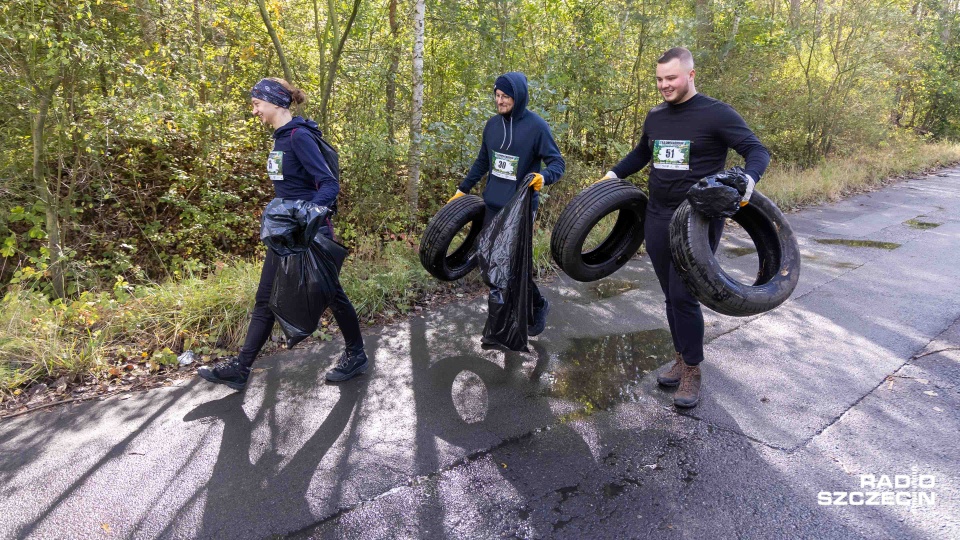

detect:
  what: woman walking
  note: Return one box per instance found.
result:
[198,78,368,390]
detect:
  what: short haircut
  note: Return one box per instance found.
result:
[657,47,694,70]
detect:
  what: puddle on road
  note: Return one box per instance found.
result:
[566,278,641,305]
[593,279,640,299]
[814,238,901,250]
[801,250,860,270]
[544,329,675,418]
[904,219,941,230]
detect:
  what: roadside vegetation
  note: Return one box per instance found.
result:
[3,0,960,403]
[4,142,959,400]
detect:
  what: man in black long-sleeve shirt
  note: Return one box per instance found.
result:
[605,47,770,408]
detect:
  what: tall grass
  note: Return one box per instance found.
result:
[2,141,959,393]
[759,140,960,209]
[0,262,261,391]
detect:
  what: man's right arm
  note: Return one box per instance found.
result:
[458,132,489,194]
[610,130,652,179]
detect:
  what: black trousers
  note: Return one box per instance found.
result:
[483,204,546,320]
[237,228,363,368]
[644,211,724,366]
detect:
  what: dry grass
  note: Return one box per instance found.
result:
[758,141,960,209]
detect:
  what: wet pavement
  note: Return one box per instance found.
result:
[2,169,960,539]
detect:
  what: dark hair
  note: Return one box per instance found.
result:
[266,77,307,105]
[657,47,695,69]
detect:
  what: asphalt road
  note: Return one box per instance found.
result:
[2,169,958,539]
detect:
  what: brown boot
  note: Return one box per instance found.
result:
[656,352,684,387]
[673,363,702,408]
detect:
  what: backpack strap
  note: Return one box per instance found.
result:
[291,126,339,216]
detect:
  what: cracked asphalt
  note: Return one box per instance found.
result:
[2,169,959,539]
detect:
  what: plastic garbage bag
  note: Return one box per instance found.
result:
[261,198,330,257]
[476,186,535,352]
[713,166,751,196]
[260,198,348,348]
[686,171,742,218]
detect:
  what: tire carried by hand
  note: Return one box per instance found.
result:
[669,190,800,317]
[419,195,486,281]
[550,179,648,282]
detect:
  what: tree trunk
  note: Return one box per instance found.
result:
[694,0,713,51]
[789,0,801,27]
[385,0,400,144]
[134,0,157,47]
[312,0,329,89]
[194,0,206,104]
[33,78,65,298]
[256,0,294,83]
[320,0,362,129]
[720,10,742,63]
[408,0,425,221]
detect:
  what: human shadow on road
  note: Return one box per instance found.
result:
[173,345,371,539]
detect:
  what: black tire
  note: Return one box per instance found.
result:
[550,179,648,282]
[419,195,486,281]
[668,191,801,317]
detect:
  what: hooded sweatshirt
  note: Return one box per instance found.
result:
[459,72,565,212]
[268,116,339,207]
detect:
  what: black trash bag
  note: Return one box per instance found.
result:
[261,198,330,257]
[713,166,751,196]
[260,198,349,348]
[476,185,535,352]
[686,171,742,218]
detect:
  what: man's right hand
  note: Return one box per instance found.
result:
[447,190,466,203]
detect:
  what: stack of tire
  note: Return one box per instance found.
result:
[549,179,800,316]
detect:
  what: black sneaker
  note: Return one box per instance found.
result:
[528,299,551,337]
[325,349,368,382]
[197,357,250,391]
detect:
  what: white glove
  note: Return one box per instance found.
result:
[740,174,756,206]
[603,170,617,179]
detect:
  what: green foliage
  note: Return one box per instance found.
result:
[0,0,959,393]
[2,0,959,296]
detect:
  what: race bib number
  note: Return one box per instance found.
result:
[491,151,520,181]
[652,140,690,170]
[267,151,284,181]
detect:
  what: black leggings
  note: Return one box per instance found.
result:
[644,211,724,366]
[237,230,363,368]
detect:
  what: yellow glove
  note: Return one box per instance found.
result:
[448,190,466,203]
[594,171,617,184]
[527,173,544,191]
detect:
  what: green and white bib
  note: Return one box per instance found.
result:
[491,151,520,181]
[652,140,690,171]
[267,151,284,181]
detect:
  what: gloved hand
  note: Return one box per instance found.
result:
[740,175,756,206]
[448,190,466,203]
[594,170,617,183]
[687,175,741,218]
[714,166,756,206]
[526,173,544,191]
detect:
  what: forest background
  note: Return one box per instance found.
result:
[1,0,959,394]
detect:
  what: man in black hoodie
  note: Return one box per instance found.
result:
[449,71,565,337]
[606,47,770,408]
